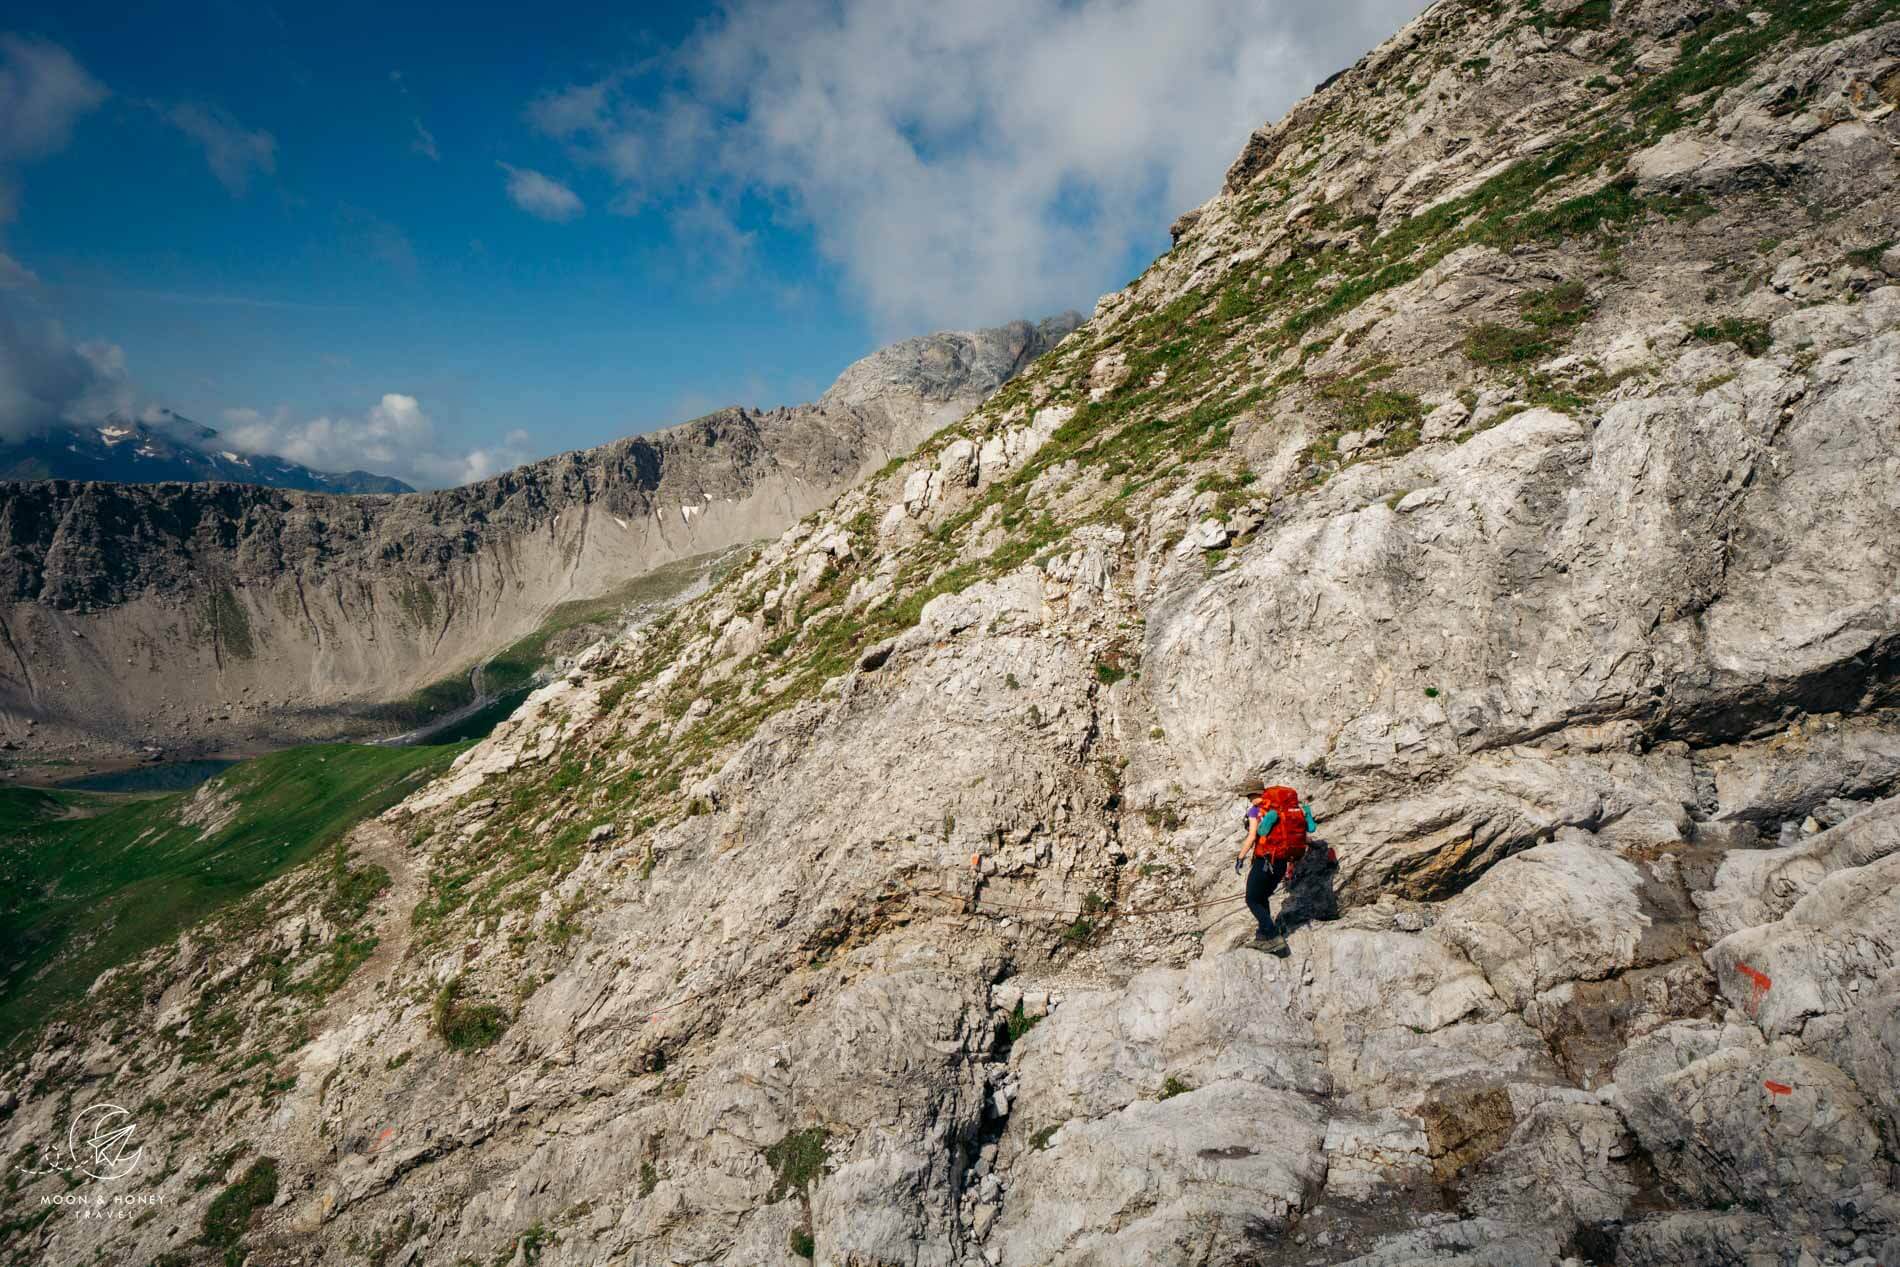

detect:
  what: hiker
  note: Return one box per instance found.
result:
[1235,785,1319,956]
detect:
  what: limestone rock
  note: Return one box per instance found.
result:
[993,1083,1326,1267]
[13,5,1900,1267]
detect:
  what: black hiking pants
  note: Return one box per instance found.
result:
[1245,854,1290,937]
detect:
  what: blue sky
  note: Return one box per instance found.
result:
[0,0,1425,487]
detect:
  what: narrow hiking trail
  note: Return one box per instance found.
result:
[316,818,422,1031]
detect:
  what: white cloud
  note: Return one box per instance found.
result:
[222,393,533,489]
[0,33,108,221]
[527,78,613,139]
[529,0,1425,333]
[0,34,107,164]
[411,117,439,161]
[0,294,138,440]
[669,197,756,290]
[162,102,277,195]
[497,161,584,221]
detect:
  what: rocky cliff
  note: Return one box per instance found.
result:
[0,316,1078,770]
[6,0,1900,1265]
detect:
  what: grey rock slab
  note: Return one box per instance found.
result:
[1009,951,1326,1132]
[1707,849,1900,1043]
[993,1082,1326,1267]
[1434,841,1654,1011]
[1698,792,1900,941]
[1614,1020,1889,1232]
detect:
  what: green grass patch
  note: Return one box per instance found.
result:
[763,1127,831,1202]
[1004,1000,1041,1045]
[1625,0,1900,138]
[432,976,509,1051]
[0,785,64,836]
[202,1157,277,1248]
[1553,0,1612,28]
[368,671,480,728]
[201,589,255,662]
[1317,366,1425,431]
[1464,281,1594,367]
[1846,239,1895,268]
[1691,316,1773,357]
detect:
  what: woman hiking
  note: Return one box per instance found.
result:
[1235,785,1318,957]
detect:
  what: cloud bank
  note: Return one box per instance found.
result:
[0,289,520,489]
[498,162,584,221]
[222,395,533,489]
[0,296,135,440]
[528,0,1425,334]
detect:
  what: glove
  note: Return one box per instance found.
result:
[1234,856,1244,875]
[1327,847,1338,864]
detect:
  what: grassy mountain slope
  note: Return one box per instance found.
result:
[0,743,466,1048]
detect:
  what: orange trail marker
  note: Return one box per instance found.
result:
[1764,1080,1793,1096]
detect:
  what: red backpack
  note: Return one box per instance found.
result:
[1253,785,1307,863]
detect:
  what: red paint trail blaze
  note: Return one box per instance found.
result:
[1735,962,1772,1016]
[1764,1080,1793,1096]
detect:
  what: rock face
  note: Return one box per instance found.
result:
[7,2,1900,1266]
[0,316,1078,767]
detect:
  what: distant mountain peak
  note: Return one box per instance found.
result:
[0,412,415,494]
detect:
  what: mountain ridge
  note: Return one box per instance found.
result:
[0,409,415,493]
[5,2,1900,1265]
[0,313,1080,771]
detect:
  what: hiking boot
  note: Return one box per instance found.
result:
[1263,933,1290,957]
